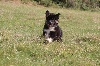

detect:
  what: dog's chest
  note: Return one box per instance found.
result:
[43,27,56,42]
[44,27,55,33]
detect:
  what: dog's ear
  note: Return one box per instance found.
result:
[45,10,50,17]
[57,13,60,15]
[55,13,60,20]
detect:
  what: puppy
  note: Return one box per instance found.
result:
[43,10,62,43]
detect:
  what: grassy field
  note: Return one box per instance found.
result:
[0,1,100,66]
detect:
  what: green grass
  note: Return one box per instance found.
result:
[0,1,100,66]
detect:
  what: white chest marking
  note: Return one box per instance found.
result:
[44,27,55,43]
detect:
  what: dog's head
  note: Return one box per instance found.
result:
[45,10,60,28]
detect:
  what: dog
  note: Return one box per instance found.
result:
[43,10,62,43]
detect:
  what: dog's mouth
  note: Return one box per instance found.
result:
[47,20,58,28]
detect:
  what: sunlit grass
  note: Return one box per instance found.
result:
[0,1,100,66]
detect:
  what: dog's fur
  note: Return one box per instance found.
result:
[43,10,62,43]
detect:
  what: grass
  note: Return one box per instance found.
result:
[0,1,100,66]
